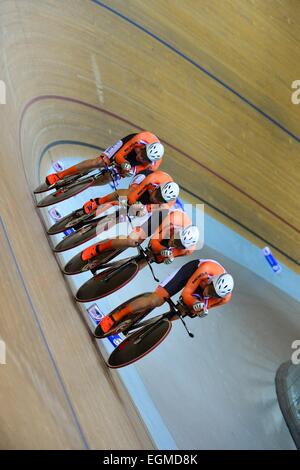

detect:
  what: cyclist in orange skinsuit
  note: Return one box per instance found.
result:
[45,131,164,185]
[80,204,199,265]
[81,169,180,217]
[97,259,234,335]
[148,209,198,263]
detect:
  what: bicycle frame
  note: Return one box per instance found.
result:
[92,252,144,279]
[55,165,114,191]
[121,298,189,336]
[90,244,152,274]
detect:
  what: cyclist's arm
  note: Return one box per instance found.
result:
[172,246,196,259]
[181,268,209,308]
[97,189,128,204]
[113,134,141,166]
[145,200,175,213]
[151,211,195,258]
[149,221,194,260]
[135,158,162,175]
[149,222,172,255]
[127,180,149,205]
[207,294,232,310]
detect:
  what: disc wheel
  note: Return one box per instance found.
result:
[53,223,98,252]
[36,178,94,207]
[47,210,92,235]
[34,182,52,194]
[107,320,172,368]
[75,261,139,302]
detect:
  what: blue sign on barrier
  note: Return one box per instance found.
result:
[262,247,282,273]
[108,335,123,348]
[48,207,62,222]
[87,303,104,326]
[63,228,75,237]
[52,160,64,172]
[48,207,74,236]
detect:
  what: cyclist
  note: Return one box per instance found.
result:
[97,259,234,335]
[80,169,180,220]
[80,203,199,265]
[148,210,199,264]
[45,131,164,186]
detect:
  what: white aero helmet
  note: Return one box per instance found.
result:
[179,225,199,248]
[211,273,234,298]
[160,181,180,202]
[146,142,164,162]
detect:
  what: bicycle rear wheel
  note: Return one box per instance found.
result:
[34,182,52,194]
[75,261,139,302]
[47,210,92,235]
[107,320,172,368]
[53,212,116,252]
[36,178,95,207]
[62,248,125,275]
[53,223,98,252]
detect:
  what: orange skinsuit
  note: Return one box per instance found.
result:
[90,170,177,213]
[160,259,232,310]
[149,210,195,262]
[127,170,176,211]
[106,131,161,174]
[54,131,162,180]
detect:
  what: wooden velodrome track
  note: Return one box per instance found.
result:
[0,0,299,449]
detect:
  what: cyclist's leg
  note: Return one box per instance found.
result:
[81,226,144,261]
[96,188,129,206]
[112,292,164,322]
[99,292,163,334]
[98,292,163,335]
[58,157,103,179]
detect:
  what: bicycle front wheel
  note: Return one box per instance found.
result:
[107,320,172,368]
[75,261,139,302]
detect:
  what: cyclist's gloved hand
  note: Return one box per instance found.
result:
[46,173,61,186]
[193,302,208,317]
[120,162,133,175]
[160,249,175,264]
[83,199,98,215]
